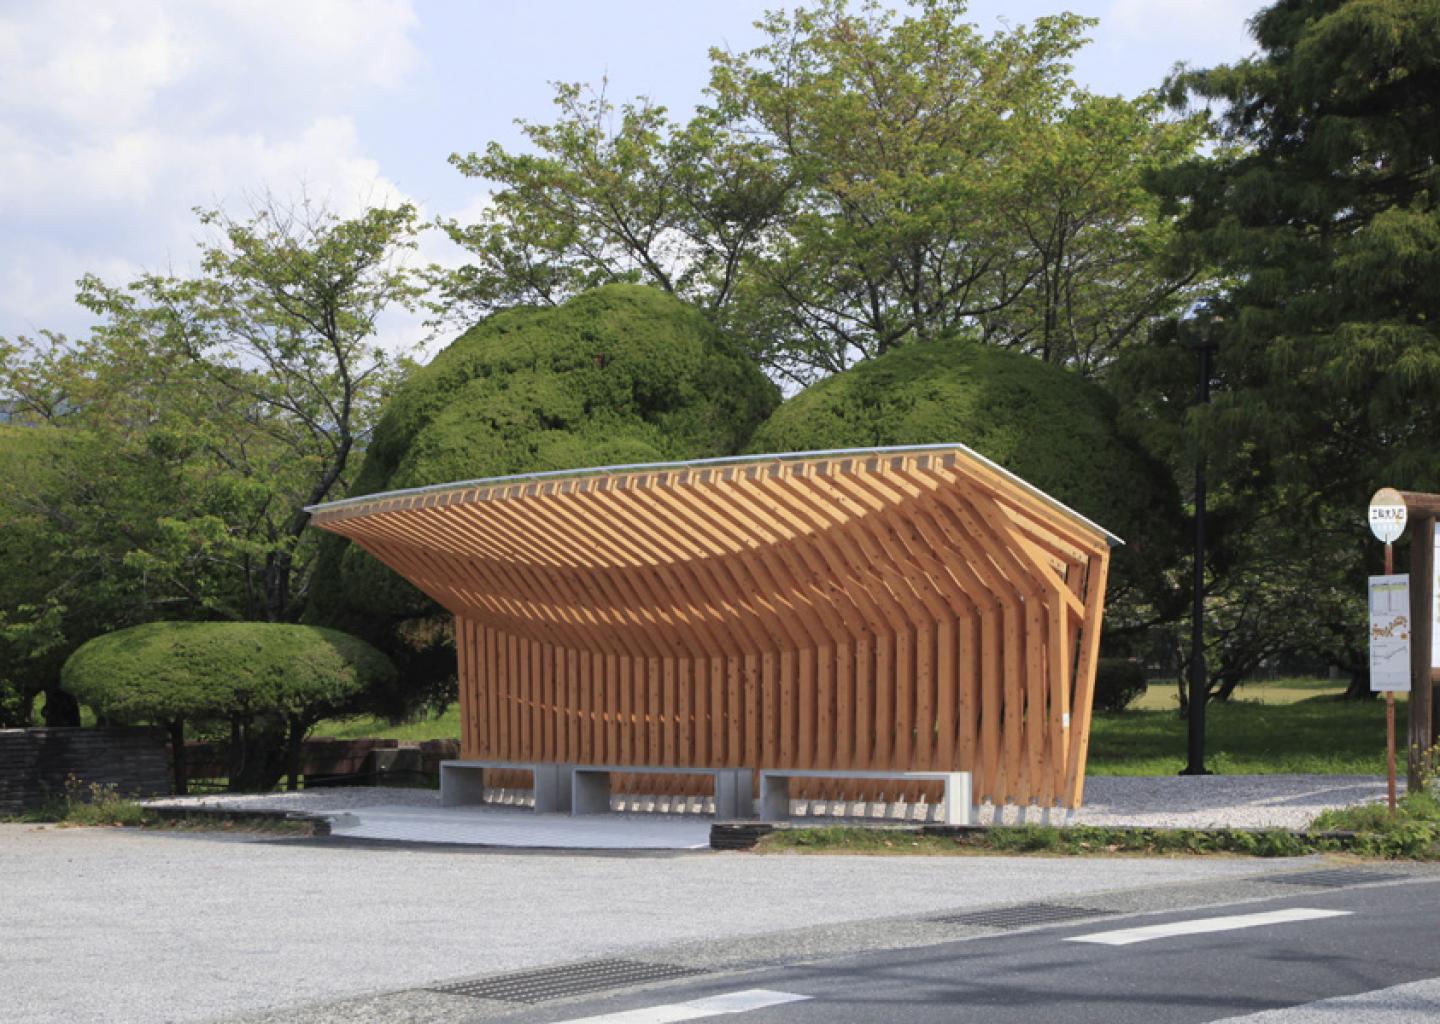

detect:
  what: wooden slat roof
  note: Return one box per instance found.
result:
[309,444,1123,549]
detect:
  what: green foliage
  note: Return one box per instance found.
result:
[51,777,151,827]
[307,284,778,692]
[62,621,395,724]
[439,0,1203,383]
[1093,659,1148,713]
[0,198,421,727]
[358,284,776,494]
[0,198,422,638]
[746,336,1182,621]
[1313,790,1440,860]
[757,824,1314,857]
[1120,0,1440,697]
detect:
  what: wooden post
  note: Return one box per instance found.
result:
[1385,543,1396,814]
[1409,516,1435,791]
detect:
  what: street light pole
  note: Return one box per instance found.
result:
[1181,322,1216,777]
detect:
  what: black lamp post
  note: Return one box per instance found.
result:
[1180,316,1219,777]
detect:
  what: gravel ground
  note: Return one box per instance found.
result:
[2,822,1305,1024]
[1211,977,1440,1022]
[145,773,1394,830]
[1074,774,1393,830]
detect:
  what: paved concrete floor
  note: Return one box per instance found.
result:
[326,804,712,849]
[2,823,1305,1024]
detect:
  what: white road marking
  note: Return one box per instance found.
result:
[553,988,811,1023]
[1067,908,1352,946]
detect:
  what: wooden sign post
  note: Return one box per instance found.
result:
[1369,488,1408,812]
[1391,490,1440,791]
[1407,510,1436,787]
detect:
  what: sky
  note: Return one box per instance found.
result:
[0,0,1267,354]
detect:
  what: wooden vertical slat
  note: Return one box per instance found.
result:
[604,652,618,764]
[677,657,692,767]
[915,622,935,769]
[566,648,580,761]
[854,634,873,770]
[1066,550,1111,807]
[935,619,955,770]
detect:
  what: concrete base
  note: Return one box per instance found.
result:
[572,766,753,818]
[325,803,711,849]
[440,761,571,813]
[759,770,973,826]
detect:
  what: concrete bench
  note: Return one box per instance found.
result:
[439,760,570,813]
[758,769,973,825]
[571,764,753,819]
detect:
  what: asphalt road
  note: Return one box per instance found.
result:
[2,823,1305,1024]
[492,879,1440,1024]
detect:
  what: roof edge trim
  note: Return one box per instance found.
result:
[307,442,1124,547]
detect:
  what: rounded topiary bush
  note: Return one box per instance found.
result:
[306,284,779,688]
[354,283,778,497]
[62,621,396,723]
[63,621,398,792]
[747,336,1182,619]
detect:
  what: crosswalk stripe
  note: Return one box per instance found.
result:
[1066,907,1352,946]
[553,988,811,1023]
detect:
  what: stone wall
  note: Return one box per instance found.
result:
[0,727,171,814]
[183,736,461,785]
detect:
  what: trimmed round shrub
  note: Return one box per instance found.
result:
[746,336,1183,617]
[61,621,397,724]
[307,285,778,671]
[1092,657,1150,712]
[355,283,777,497]
[747,337,1172,548]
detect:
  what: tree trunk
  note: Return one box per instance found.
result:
[227,714,289,792]
[169,718,188,796]
[285,714,305,792]
[1210,671,1244,703]
[42,687,81,727]
[263,550,291,623]
[227,717,245,792]
[1342,672,1377,701]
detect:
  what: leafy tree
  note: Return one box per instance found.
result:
[0,421,216,727]
[73,195,425,622]
[1127,0,1440,703]
[0,196,424,729]
[307,283,779,695]
[438,0,1202,385]
[62,621,396,793]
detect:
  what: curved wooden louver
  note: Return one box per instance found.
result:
[310,447,1117,810]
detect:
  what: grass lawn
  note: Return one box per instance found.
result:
[1132,675,1346,710]
[1090,689,1398,776]
[313,705,463,742]
[312,678,1399,776]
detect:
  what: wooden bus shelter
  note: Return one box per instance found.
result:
[309,445,1121,813]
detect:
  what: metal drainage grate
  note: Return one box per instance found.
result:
[430,959,707,1004]
[1264,868,1407,889]
[929,902,1118,929]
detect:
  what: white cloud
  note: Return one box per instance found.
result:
[0,0,422,348]
[1107,0,1259,52]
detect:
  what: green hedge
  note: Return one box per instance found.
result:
[61,621,396,723]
